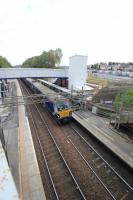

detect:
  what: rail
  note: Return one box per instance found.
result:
[33,99,86,199]
[68,138,116,200]
[70,124,133,199]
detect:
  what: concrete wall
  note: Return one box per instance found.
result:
[69,55,88,90]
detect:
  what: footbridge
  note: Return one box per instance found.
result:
[0,68,68,79]
[0,55,88,90]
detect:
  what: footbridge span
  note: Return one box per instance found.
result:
[0,55,88,90]
[0,68,68,79]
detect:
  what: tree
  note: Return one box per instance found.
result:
[0,56,11,68]
[124,89,133,107]
[113,89,133,129]
[54,48,63,65]
[22,48,63,68]
[114,89,133,109]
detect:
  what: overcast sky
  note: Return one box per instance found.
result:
[0,0,133,65]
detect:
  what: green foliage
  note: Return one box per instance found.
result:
[113,93,121,108]
[114,89,133,108]
[124,89,133,106]
[0,56,11,68]
[22,48,63,68]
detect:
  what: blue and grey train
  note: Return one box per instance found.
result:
[22,78,72,123]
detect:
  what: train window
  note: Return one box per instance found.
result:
[57,102,69,111]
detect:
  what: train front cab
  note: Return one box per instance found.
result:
[56,101,72,123]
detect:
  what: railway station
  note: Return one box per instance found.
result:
[0,55,133,200]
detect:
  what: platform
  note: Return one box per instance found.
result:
[16,80,46,200]
[73,110,133,169]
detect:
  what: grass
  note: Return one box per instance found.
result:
[87,74,109,87]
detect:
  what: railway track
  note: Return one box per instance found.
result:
[44,106,133,200]
[20,80,86,200]
[67,123,133,200]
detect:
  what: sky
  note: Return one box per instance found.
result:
[0,0,133,65]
